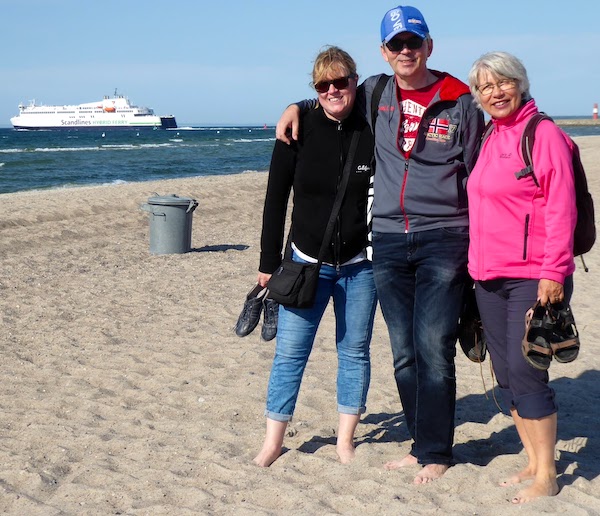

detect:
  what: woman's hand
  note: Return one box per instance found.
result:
[257,272,272,288]
[537,278,564,305]
[275,105,301,144]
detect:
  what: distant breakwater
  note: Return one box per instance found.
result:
[555,119,600,126]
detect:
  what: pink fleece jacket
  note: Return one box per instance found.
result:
[467,100,576,284]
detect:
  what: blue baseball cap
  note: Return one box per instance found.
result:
[380,5,429,43]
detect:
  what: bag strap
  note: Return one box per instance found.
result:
[284,129,362,265]
[480,119,494,147]
[517,112,552,187]
[371,74,390,134]
[315,129,362,264]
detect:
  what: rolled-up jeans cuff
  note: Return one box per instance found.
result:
[514,389,558,419]
[338,404,366,416]
[265,409,293,422]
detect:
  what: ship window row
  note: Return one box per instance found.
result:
[24,109,137,114]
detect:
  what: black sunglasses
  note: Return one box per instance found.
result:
[386,35,424,52]
[314,75,355,94]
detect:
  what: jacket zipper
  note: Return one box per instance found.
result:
[397,96,444,234]
[523,214,530,260]
[395,95,410,233]
[334,123,343,271]
[401,159,409,233]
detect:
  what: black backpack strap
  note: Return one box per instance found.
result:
[370,74,390,131]
[480,119,494,147]
[518,113,553,187]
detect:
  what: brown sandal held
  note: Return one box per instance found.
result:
[521,301,553,370]
[548,303,580,363]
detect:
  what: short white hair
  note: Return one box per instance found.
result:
[468,51,531,108]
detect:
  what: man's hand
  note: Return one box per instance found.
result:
[275,105,301,145]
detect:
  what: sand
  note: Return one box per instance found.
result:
[1,136,599,515]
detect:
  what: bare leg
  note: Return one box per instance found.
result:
[253,418,288,467]
[384,453,418,470]
[511,413,559,504]
[336,413,360,464]
[500,408,536,486]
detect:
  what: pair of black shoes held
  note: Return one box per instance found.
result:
[234,284,279,341]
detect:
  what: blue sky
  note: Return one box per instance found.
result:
[2,0,599,126]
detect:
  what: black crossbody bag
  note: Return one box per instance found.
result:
[267,130,361,308]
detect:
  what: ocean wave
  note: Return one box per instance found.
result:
[42,179,130,192]
[0,143,178,153]
[99,143,175,150]
[98,144,138,149]
[33,146,102,153]
[170,126,202,131]
[137,143,174,149]
[232,138,276,143]
[101,179,128,186]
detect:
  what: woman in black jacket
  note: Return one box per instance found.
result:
[254,46,377,467]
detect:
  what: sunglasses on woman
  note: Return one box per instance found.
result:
[385,35,424,52]
[314,75,356,94]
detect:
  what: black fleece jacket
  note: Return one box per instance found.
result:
[259,104,374,273]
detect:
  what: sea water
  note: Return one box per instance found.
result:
[1,124,599,195]
[0,126,276,195]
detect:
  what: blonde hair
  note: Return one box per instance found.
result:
[311,46,357,87]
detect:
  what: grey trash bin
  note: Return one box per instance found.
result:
[141,194,198,254]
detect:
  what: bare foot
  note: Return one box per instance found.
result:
[384,453,418,470]
[511,478,559,504]
[500,467,535,486]
[253,445,282,467]
[413,463,450,484]
[336,442,356,464]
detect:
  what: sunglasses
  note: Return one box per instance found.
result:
[314,75,355,94]
[385,35,424,52]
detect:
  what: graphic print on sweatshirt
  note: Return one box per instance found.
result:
[400,98,425,155]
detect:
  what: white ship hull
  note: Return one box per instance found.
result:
[10,93,177,130]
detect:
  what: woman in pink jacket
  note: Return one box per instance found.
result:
[467,52,576,504]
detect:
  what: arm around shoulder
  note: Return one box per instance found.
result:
[275,100,318,144]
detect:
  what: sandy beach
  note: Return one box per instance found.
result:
[1,136,599,515]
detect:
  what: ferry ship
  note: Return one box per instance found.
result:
[10,92,177,130]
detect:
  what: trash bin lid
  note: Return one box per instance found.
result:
[146,193,198,206]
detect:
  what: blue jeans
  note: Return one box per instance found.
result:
[265,254,377,422]
[475,277,573,419]
[372,228,469,465]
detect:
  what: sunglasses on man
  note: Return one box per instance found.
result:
[385,35,424,53]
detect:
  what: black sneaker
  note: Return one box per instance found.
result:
[234,284,267,337]
[459,318,487,362]
[261,297,279,341]
[458,286,487,363]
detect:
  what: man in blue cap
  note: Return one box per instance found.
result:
[275,5,484,483]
